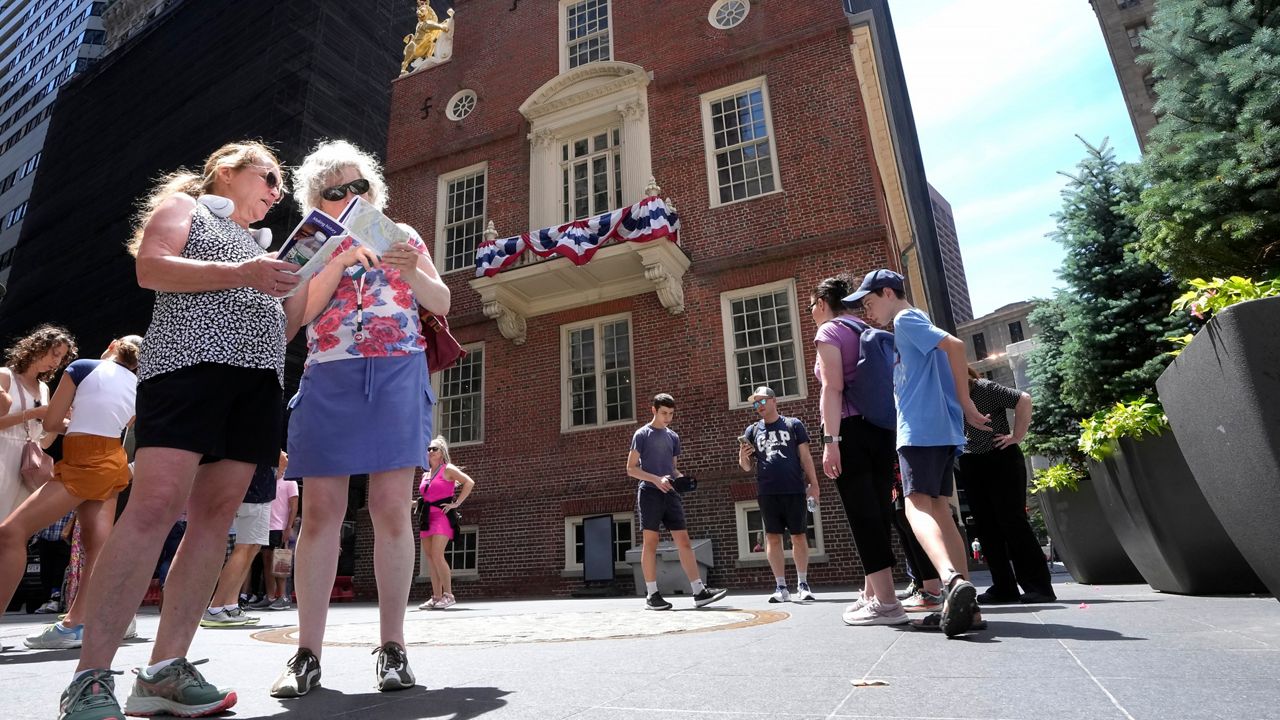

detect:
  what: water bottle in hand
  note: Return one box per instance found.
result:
[807,496,817,513]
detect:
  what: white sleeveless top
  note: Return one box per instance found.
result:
[63,359,137,438]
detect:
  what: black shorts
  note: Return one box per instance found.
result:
[758,493,808,535]
[268,530,285,549]
[898,445,957,498]
[636,484,687,532]
[135,363,283,466]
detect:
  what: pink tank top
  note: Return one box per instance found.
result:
[419,464,455,503]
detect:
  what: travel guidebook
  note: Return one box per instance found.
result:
[275,197,408,296]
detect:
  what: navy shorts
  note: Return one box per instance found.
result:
[636,484,687,532]
[758,493,808,535]
[898,445,958,498]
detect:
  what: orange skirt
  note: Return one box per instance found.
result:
[55,435,130,501]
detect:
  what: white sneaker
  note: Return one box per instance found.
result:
[795,582,816,602]
[843,596,870,615]
[768,586,790,603]
[418,598,437,610]
[843,600,910,626]
[435,594,456,609]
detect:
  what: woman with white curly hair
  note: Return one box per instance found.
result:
[270,139,449,699]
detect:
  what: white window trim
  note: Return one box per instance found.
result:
[433,160,488,276]
[431,341,485,447]
[699,75,783,209]
[419,524,479,580]
[563,512,635,573]
[719,279,808,409]
[734,500,825,562]
[560,312,635,433]
[558,0,614,75]
[519,61,652,232]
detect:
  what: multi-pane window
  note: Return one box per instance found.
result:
[565,0,611,69]
[437,344,483,445]
[441,169,486,273]
[723,283,802,404]
[564,316,633,429]
[973,332,988,361]
[706,82,778,205]
[1126,24,1144,50]
[444,527,478,572]
[1008,321,1025,344]
[562,128,623,222]
[568,514,634,569]
[736,501,822,560]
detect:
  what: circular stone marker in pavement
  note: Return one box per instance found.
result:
[253,609,788,647]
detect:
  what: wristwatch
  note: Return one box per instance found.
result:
[822,435,841,444]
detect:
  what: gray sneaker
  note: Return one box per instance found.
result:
[373,642,415,692]
[123,658,236,717]
[59,669,123,720]
[27,617,136,649]
[843,600,910,626]
[269,596,292,611]
[247,596,274,611]
[270,648,321,698]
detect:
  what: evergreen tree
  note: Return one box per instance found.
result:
[1052,139,1182,415]
[1024,295,1081,461]
[1128,0,1280,280]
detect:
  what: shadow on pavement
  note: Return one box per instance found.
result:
[259,685,511,720]
[0,647,80,665]
[958,622,1143,643]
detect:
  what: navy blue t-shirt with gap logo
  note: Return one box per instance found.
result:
[745,416,810,495]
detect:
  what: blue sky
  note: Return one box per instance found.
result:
[887,0,1142,317]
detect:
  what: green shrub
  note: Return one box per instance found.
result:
[1078,398,1169,462]
[1030,463,1085,494]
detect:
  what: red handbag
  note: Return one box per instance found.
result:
[418,307,466,373]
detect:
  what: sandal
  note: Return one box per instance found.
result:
[909,611,988,633]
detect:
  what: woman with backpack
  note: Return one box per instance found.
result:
[809,276,911,625]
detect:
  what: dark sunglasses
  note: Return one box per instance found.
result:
[321,178,370,201]
[258,170,281,191]
[428,446,442,452]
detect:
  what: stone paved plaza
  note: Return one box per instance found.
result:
[3,569,1278,720]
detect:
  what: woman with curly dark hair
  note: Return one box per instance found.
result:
[0,324,77,518]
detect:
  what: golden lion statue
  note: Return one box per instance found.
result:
[401,1,452,75]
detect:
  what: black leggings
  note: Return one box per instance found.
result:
[955,446,1052,596]
[832,416,897,574]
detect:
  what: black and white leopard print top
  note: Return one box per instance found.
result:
[139,201,286,385]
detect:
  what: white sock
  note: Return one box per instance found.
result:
[221,605,239,613]
[797,573,808,586]
[145,658,179,676]
[72,668,98,683]
[645,581,658,595]
[690,578,706,594]
[774,577,786,589]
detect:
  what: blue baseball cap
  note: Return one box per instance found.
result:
[843,269,905,304]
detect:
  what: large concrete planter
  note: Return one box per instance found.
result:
[1038,472,1142,585]
[1156,296,1280,600]
[1087,433,1263,595]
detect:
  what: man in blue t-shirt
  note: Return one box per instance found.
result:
[737,386,819,603]
[626,393,728,611]
[846,269,993,637]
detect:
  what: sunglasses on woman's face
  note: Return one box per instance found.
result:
[258,170,281,191]
[428,446,442,453]
[321,178,370,201]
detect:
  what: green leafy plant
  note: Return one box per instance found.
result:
[1078,398,1169,461]
[1171,276,1280,320]
[1030,463,1085,495]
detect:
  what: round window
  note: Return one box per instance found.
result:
[446,89,477,121]
[708,0,750,30]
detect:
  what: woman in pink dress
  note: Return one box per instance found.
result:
[417,436,474,609]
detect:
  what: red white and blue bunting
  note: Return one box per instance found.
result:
[474,195,680,277]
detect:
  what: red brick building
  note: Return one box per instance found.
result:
[350,0,956,599]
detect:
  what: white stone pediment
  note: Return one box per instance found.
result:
[519,61,651,122]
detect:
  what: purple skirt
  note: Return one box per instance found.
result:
[287,353,434,477]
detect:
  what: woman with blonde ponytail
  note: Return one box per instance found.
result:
[0,334,142,652]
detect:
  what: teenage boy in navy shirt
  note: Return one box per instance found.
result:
[737,386,820,604]
[626,393,728,611]
[846,269,993,637]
